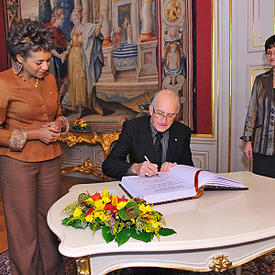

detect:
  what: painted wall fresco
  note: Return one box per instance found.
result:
[14,0,194,130]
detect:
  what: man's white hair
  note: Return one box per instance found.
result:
[150,90,180,113]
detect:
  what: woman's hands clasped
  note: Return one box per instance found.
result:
[41,121,62,143]
[27,120,63,144]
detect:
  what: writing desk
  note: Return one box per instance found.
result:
[47,171,275,274]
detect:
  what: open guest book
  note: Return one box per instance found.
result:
[119,165,248,205]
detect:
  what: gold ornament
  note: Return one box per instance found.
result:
[209,254,232,272]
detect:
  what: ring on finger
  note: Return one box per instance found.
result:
[145,172,149,177]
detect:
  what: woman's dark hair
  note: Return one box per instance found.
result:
[6,18,55,61]
[265,35,275,53]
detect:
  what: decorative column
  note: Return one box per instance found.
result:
[73,0,81,10]
[136,0,158,82]
[136,40,158,82]
[73,0,89,23]
[100,0,112,47]
[81,0,90,24]
[139,0,156,42]
[98,45,116,82]
[97,0,116,82]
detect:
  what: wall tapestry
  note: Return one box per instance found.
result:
[11,0,194,131]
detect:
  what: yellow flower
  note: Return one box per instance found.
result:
[139,204,152,214]
[131,218,135,224]
[101,189,111,204]
[102,196,111,204]
[102,188,109,198]
[74,119,87,128]
[151,220,162,230]
[117,201,127,210]
[85,214,94,223]
[85,198,94,205]
[73,207,83,217]
[99,212,108,221]
[94,210,108,221]
[94,199,105,210]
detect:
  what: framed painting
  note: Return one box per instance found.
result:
[10,0,195,132]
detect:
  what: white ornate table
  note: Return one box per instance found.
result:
[47,171,275,275]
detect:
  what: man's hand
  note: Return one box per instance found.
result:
[160,162,177,172]
[130,161,158,177]
[243,141,253,159]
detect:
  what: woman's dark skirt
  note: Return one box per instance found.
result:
[253,153,275,178]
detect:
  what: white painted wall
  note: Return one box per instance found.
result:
[191,0,273,173]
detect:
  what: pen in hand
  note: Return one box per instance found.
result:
[144,155,150,163]
[144,155,160,176]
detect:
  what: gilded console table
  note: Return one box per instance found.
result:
[59,132,120,180]
[48,171,275,274]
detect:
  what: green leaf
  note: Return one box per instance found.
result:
[96,217,105,226]
[131,229,154,242]
[62,216,72,225]
[115,227,131,246]
[71,219,87,229]
[156,211,163,217]
[158,227,177,236]
[102,226,115,243]
[89,222,100,232]
[118,202,140,221]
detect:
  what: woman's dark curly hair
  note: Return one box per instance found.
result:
[6,18,55,61]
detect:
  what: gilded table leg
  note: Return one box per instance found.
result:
[61,158,108,181]
[209,254,232,272]
[76,256,91,275]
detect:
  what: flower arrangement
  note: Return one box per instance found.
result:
[61,189,176,246]
[72,119,88,130]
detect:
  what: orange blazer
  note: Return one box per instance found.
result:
[0,69,63,162]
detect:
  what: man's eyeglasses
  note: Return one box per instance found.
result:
[152,107,177,120]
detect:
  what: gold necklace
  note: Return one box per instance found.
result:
[19,74,39,88]
[34,78,39,88]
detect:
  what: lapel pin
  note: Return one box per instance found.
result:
[175,138,178,141]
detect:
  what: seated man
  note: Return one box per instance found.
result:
[102,89,193,180]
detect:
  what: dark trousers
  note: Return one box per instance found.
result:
[253,153,275,178]
[0,156,64,275]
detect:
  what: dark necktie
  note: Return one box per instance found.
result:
[154,132,163,169]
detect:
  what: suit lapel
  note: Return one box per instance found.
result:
[166,122,179,161]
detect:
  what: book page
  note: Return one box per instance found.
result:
[120,173,196,204]
[120,165,247,205]
[198,171,246,189]
[169,165,201,185]
[204,175,246,188]
[170,165,246,189]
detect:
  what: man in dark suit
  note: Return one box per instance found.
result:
[102,89,193,180]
